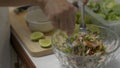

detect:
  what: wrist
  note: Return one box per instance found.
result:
[36,0,47,9]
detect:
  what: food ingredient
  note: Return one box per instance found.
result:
[54,28,106,56]
[30,32,44,41]
[30,32,51,48]
[69,32,106,56]
[76,12,91,24]
[39,39,51,48]
[87,0,120,21]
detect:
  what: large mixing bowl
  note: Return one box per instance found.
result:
[52,25,120,68]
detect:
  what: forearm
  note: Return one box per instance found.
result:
[0,0,44,6]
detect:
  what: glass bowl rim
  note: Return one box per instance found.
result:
[52,25,120,56]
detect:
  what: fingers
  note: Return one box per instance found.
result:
[55,5,76,35]
[82,0,89,4]
[65,8,76,35]
[44,0,77,35]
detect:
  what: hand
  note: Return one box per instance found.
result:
[43,0,76,34]
[82,0,89,4]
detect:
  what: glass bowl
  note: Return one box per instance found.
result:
[85,0,120,37]
[52,25,120,68]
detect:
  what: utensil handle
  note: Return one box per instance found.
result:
[80,3,86,28]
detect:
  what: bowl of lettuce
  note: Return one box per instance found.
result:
[86,0,120,36]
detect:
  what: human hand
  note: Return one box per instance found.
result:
[82,0,89,4]
[43,0,76,35]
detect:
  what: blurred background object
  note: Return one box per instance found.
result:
[25,6,54,33]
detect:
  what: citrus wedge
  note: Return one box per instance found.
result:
[30,32,44,41]
[39,39,51,48]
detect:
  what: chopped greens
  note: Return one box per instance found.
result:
[70,32,106,56]
[87,0,120,21]
[54,30,107,56]
[75,12,91,24]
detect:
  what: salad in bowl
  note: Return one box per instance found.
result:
[52,24,119,68]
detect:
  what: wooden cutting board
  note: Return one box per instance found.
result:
[9,7,53,57]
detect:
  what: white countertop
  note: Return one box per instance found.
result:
[20,39,120,68]
[20,40,62,68]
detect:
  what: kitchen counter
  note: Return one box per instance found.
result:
[9,7,62,68]
[11,28,61,68]
[20,42,61,68]
[10,7,120,68]
[11,31,120,68]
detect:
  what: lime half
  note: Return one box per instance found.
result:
[39,39,51,48]
[30,32,44,41]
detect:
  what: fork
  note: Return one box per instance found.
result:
[79,2,88,34]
